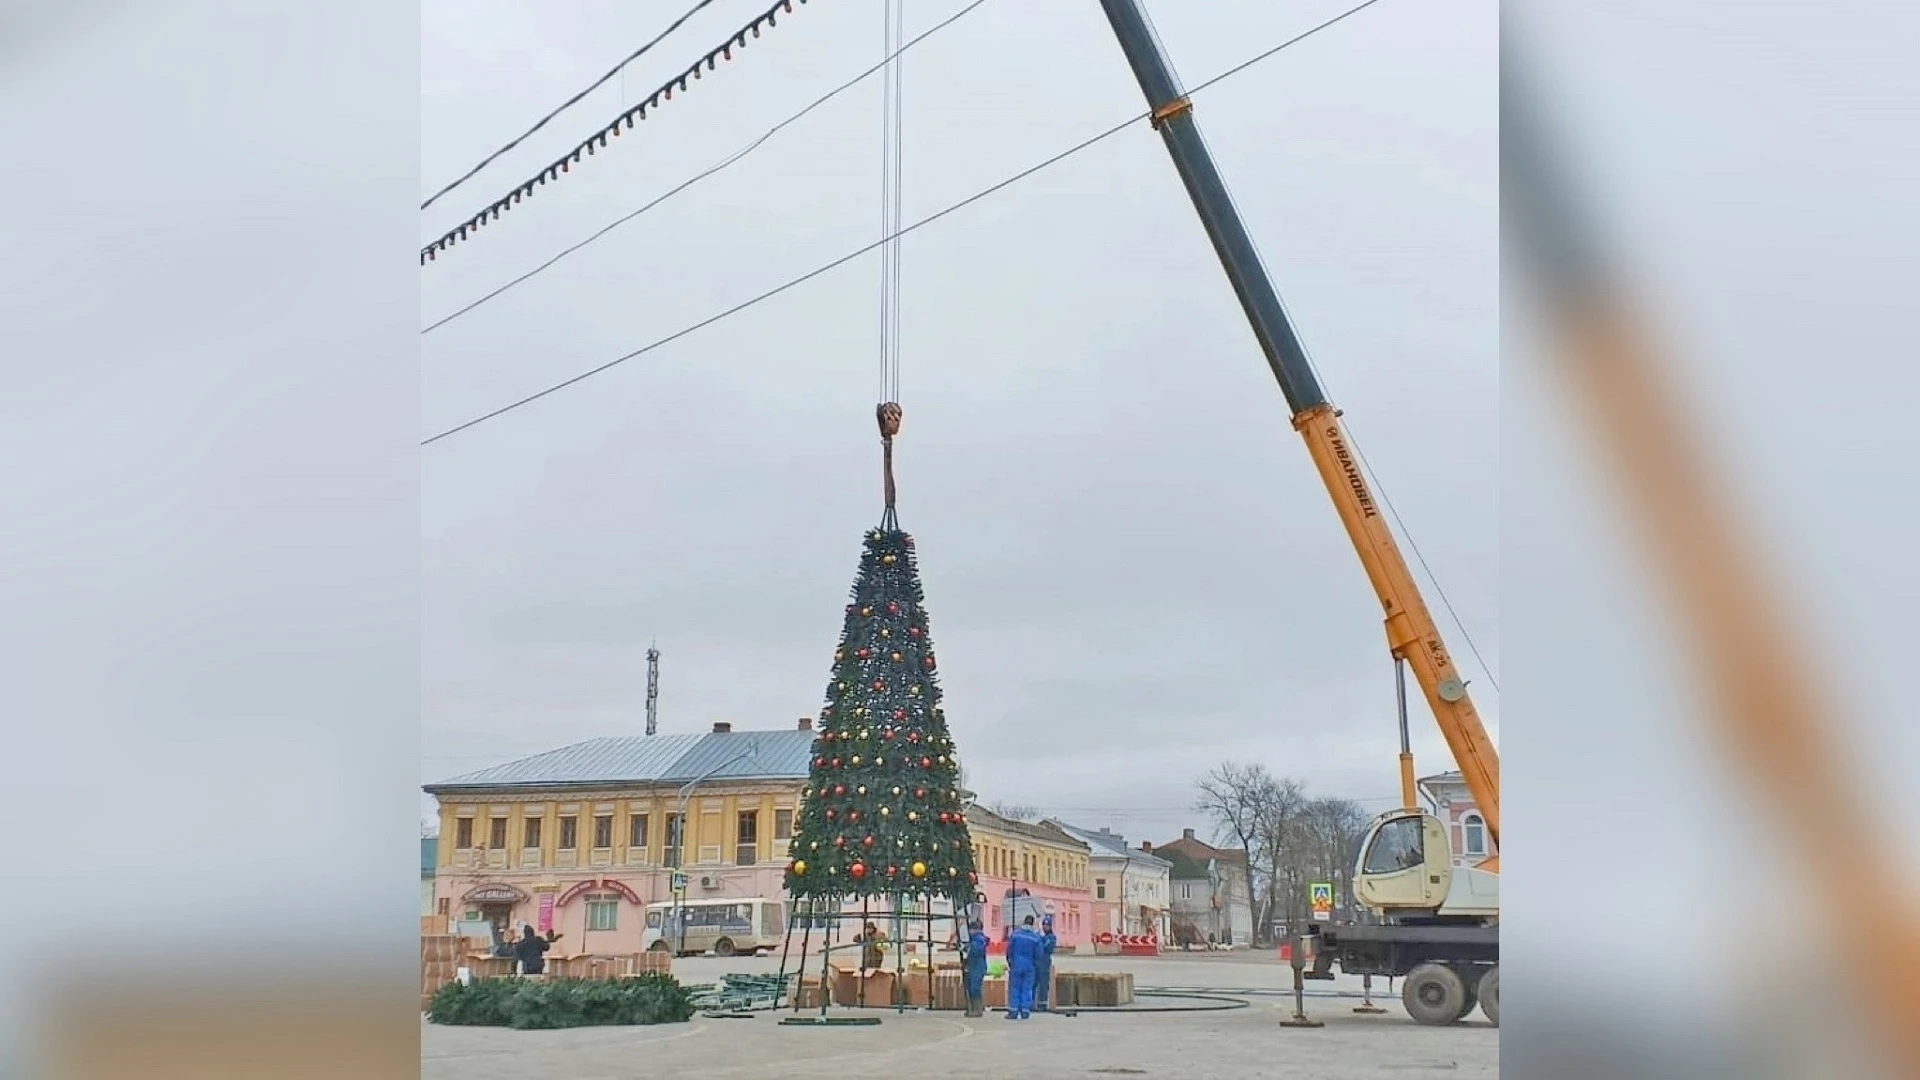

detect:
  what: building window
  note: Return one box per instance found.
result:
[455,818,473,849]
[1462,813,1487,856]
[664,813,684,866]
[774,809,794,842]
[437,897,450,917]
[558,815,578,851]
[488,817,507,850]
[1096,878,1107,900]
[586,897,618,932]
[593,814,613,849]
[1179,882,1193,900]
[523,817,542,849]
[629,813,649,849]
[736,810,759,865]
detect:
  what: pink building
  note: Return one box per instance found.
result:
[1418,770,1497,866]
[963,806,1095,954]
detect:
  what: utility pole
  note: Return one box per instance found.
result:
[645,643,660,737]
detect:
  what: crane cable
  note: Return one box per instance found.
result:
[875,0,908,528]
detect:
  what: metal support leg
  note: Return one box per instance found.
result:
[1279,934,1324,1028]
[1353,973,1387,1014]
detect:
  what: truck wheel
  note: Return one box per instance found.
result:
[647,941,670,954]
[1477,966,1499,1026]
[713,937,736,957]
[1402,963,1468,1026]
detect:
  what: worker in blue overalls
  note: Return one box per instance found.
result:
[1005,915,1042,1019]
[1034,914,1057,1012]
[962,919,989,1018]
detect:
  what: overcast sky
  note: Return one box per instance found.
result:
[419,0,1497,846]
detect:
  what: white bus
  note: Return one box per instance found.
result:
[643,898,785,957]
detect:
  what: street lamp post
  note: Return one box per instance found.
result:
[668,743,760,955]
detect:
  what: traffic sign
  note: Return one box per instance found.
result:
[671,871,688,895]
[1309,882,1334,922]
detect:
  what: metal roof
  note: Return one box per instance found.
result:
[424,729,816,793]
[1050,820,1172,868]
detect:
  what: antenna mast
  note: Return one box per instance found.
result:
[645,643,661,737]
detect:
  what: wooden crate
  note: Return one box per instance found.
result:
[1070,972,1134,1007]
[794,977,827,1009]
[931,970,967,1010]
[895,970,933,1007]
[983,977,1007,1009]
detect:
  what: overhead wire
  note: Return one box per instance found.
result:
[420,0,991,337]
[421,0,815,265]
[420,0,722,212]
[420,0,1394,446]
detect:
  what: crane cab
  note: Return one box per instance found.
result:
[1353,810,1498,924]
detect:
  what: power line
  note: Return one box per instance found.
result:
[422,0,990,337]
[420,0,1391,446]
[421,0,815,265]
[420,0,720,212]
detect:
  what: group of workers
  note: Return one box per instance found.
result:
[962,914,1056,1019]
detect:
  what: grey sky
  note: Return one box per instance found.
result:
[420,0,1497,846]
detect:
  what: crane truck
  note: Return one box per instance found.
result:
[1094,0,1501,1026]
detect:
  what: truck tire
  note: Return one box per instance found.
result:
[1402,963,1468,1026]
[1477,966,1499,1026]
[713,937,736,957]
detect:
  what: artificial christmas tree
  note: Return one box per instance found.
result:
[775,404,980,1018]
[782,524,978,903]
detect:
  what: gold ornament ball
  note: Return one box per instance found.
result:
[908,811,919,822]
[852,755,862,766]
[858,728,870,740]
[809,841,819,850]
[883,554,896,564]
[857,785,868,795]
[879,806,890,817]
[891,786,902,796]
[911,861,927,878]
[948,867,958,878]
[793,860,808,875]
[909,686,920,696]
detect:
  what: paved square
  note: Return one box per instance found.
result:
[423,953,1498,1078]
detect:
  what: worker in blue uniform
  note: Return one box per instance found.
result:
[962,919,989,1017]
[1034,914,1058,1012]
[1005,915,1042,1019]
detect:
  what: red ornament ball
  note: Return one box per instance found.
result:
[813,756,825,767]
[850,861,866,878]
[857,647,871,660]
[923,656,936,669]
[887,602,900,615]
[914,787,927,799]
[892,709,906,720]
[863,835,874,847]
[835,836,847,848]
[834,784,846,797]
[831,758,842,769]
[825,809,836,820]
[871,680,885,691]
[887,865,898,876]
[909,627,921,638]
[848,810,861,823]
[920,757,932,769]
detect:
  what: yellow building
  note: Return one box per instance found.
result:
[965,804,1095,951]
[424,721,815,953]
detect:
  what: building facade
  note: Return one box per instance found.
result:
[425,721,815,954]
[1152,828,1254,947]
[1048,821,1171,943]
[422,836,437,918]
[1417,770,1497,867]
[964,806,1094,954]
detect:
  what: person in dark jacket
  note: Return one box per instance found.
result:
[1034,915,1058,1012]
[513,923,557,976]
[962,920,990,1018]
[1005,916,1043,1019]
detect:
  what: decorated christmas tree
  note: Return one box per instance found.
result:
[783,524,979,903]
[783,404,979,909]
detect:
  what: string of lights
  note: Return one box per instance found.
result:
[420,0,812,266]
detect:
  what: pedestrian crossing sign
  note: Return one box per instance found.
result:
[1309,882,1334,921]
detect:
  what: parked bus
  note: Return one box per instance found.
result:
[642,898,785,957]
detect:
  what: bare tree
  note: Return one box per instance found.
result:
[1192,763,1369,941]
[988,801,1039,823]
